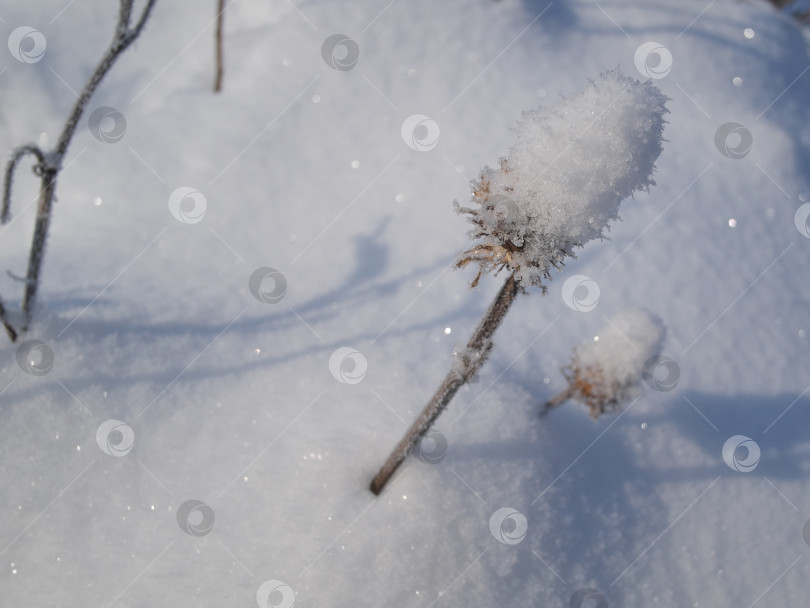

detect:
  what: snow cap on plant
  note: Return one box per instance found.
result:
[455,68,669,288]
[561,309,666,418]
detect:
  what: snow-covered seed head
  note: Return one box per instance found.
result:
[563,310,666,418]
[455,68,669,288]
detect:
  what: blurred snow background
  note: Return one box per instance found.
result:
[0,0,809,606]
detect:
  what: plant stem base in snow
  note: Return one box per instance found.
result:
[370,273,519,495]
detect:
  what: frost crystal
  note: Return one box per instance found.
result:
[451,340,493,382]
[564,309,666,418]
[456,68,669,288]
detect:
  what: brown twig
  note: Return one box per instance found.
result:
[1,0,158,339]
[544,386,573,410]
[214,0,225,92]
[0,297,18,342]
[370,273,520,495]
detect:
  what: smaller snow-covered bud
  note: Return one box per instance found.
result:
[456,68,669,288]
[551,310,666,418]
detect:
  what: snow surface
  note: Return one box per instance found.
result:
[1,0,809,607]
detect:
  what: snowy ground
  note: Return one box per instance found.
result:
[1,0,809,606]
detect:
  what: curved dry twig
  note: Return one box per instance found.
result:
[2,145,46,224]
[0,0,159,340]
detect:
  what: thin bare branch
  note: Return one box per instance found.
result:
[0,297,18,342]
[119,0,134,37]
[0,1,159,339]
[2,145,46,223]
[124,0,159,46]
[214,0,225,92]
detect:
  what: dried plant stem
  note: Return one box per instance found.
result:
[214,0,225,92]
[0,0,158,339]
[370,273,520,495]
[544,386,573,409]
[0,298,18,342]
[20,168,58,323]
